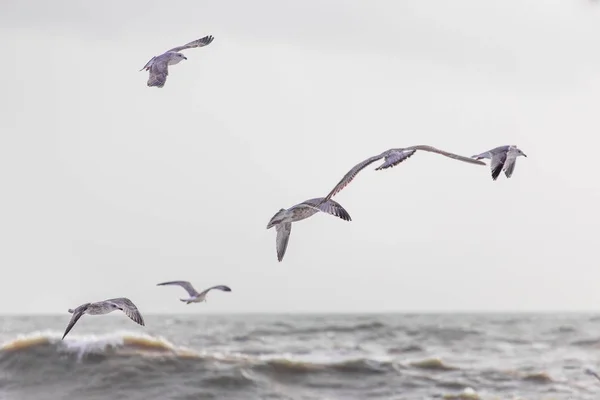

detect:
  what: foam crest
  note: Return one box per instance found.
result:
[0,330,198,358]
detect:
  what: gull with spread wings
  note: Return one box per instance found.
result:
[322,145,485,202]
[62,298,145,340]
[267,197,351,262]
[157,281,232,304]
[140,35,214,88]
[471,145,527,181]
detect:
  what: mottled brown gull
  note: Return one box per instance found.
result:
[62,298,145,340]
[140,35,214,88]
[267,197,351,262]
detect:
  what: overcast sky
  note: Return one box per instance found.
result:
[0,0,599,314]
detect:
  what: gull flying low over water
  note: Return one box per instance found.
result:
[156,281,232,304]
[140,35,214,88]
[267,197,351,262]
[62,298,145,340]
[322,145,485,202]
[471,145,527,181]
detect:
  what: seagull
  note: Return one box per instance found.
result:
[585,367,600,382]
[140,35,214,88]
[471,145,527,181]
[322,145,485,201]
[62,298,145,340]
[267,197,351,262]
[156,281,232,304]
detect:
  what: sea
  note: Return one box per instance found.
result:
[1,313,599,400]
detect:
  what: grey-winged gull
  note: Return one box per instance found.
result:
[140,35,214,88]
[62,298,145,340]
[585,367,600,382]
[322,145,485,202]
[471,145,527,180]
[267,197,351,262]
[156,281,232,304]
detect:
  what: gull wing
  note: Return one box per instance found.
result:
[275,222,292,262]
[301,198,351,222]
[198,285,232,297]
[490,152,507,180]
[147,59,169,88]
[105,298,145,326]
[166,35,214,53]
[503,153,518,178]
[62,303,90,340]
[404,145,486,166]
[157,280,200,297]
[322,153,385,201]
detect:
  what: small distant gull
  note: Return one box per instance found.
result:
[140,35,214,88]
[322,145,485,201]
[62,298,145,340]
[585,367,600,382]
[267,197,351,262]
[156,281,232,304]
[471,145,527,181]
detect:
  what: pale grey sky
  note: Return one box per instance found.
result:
[0,0,599,314]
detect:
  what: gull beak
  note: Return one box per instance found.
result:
[523,153,527,157]
[183,56,188,60]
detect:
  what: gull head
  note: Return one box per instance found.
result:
[512,146,527,158]
[168,53,188,65]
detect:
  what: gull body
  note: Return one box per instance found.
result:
[140,35,214,88]
[267,197,351,262]
[156,281,232,304]
[471,145,527,180]
[322,145,484,202]
[62,298,145,340]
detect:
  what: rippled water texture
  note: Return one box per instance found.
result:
[1,313,600,399]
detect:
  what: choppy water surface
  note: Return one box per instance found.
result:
[1,313,600,399]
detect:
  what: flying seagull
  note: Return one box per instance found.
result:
[267,197,351,262]
[156,281,232,304]
[585,368,600,382]
[140,35,214,88]
[62,298,145,340]
[471,145,527,180]
[322,145,485,202]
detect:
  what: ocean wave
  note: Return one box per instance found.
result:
[0,330,199,360]
[442,387,480,399]
[0,331,472,382]
[387,344,424,354]
[237,321,387,340]
[0,331,399,377]
[521,372,553,383]
[409,357,458,371]
[571,338,600,347]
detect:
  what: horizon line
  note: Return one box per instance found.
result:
[2,309,599,317]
